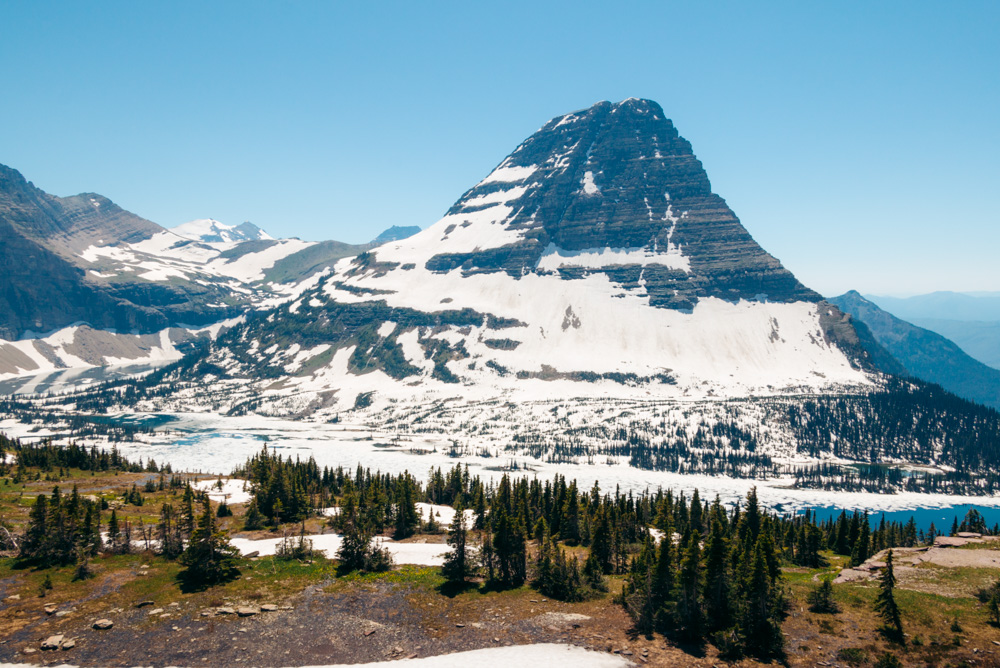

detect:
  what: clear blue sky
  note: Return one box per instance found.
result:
[2,1,997,296]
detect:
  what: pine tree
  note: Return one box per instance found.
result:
[703,516,732,632]
[157,503,184,559]
[808,576,839,613]
[676,532,703,643]
[622,536,658,636]
[337,518,373,572]
[740,538,785,660]
[243,499,264,531]
[874,549,903,641]
[491,508,527,587]
[107,509,121,555]
[441,502,474,584]
[394,475,420,539]
[179,498,240,586]
[20,492,48,562]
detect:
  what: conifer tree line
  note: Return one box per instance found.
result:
[3,438,168,476]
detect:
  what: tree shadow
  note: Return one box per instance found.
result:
[436,579,480,598]
[175,566,240,594]
[878,625,906,645]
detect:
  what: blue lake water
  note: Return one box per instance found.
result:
[808,504,1000,533]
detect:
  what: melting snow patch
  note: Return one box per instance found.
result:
[580,171,600,195]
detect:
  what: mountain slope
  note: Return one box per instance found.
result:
[908,318,1000,370]
[830,290,1000,409]
[144,99,871,422]
[0,163,370,378]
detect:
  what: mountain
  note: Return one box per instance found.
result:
[172,219,274,244]
[830,290,1000,409]
[46,100,1000,488]
[0,163,367,380]
[864,292,1000,371]
[867,291,1000,322]
[146,99,873,415]
[906,319,1000,370]
[372,225,421,244]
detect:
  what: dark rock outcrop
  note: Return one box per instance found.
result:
[425,99,818,310]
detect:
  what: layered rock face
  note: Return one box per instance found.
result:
[169,99,871,419]
[425,98,818,310]
[0,164,161,257]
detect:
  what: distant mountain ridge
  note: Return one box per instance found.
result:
[866,292,1000,371]
[0,162,372,379]
[172,219,274,244]
[830,290,1000,409]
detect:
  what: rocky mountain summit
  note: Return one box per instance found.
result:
[423,98,817,310]
[151,99,875,422]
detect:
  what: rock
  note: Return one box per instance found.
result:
[44,605,57,615]
[260,604,278,612]
[6,594,20,601]
[60,638,76,650]
[55,610,72,617]
[237,607,258,617]
[958,532,983,539]
[41,635,64,650]
[136,600,155,608]
[149,608,164,615]
[217,607,236,615]
[93,619,114,630]
[245,551,260,558]
[455,623,465,628]
[169,602,180,607]
[22,647,36,654]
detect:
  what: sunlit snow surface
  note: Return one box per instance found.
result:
[0,643,632,668]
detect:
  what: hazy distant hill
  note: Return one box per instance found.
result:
[867,292,1000,370]
[831,291,1000,409]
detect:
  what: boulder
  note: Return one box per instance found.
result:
[40,635,64,650]
[92,619,114,630]
[260,604,279,612]
[136,600,155,608]
[60,638,76,650]
[237,607,258,617]
[216,607,236,615]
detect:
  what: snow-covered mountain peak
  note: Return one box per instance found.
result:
[172,219,273,244]
[169,100,874,422]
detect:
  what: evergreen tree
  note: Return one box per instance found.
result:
[676,532,704,643]
[243,499,264,531]
[157,503,184,559]
[179,498,240,586]
[703,516,732,632]
[622,536,658,636]
[441,502,474,584]
[491,508,527,587]
[807,576,839,613]
[394,475,420,539]
[739,538,785,660]
[20,492,48,562]
[874,549,903,641]
[107,509,121,555]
